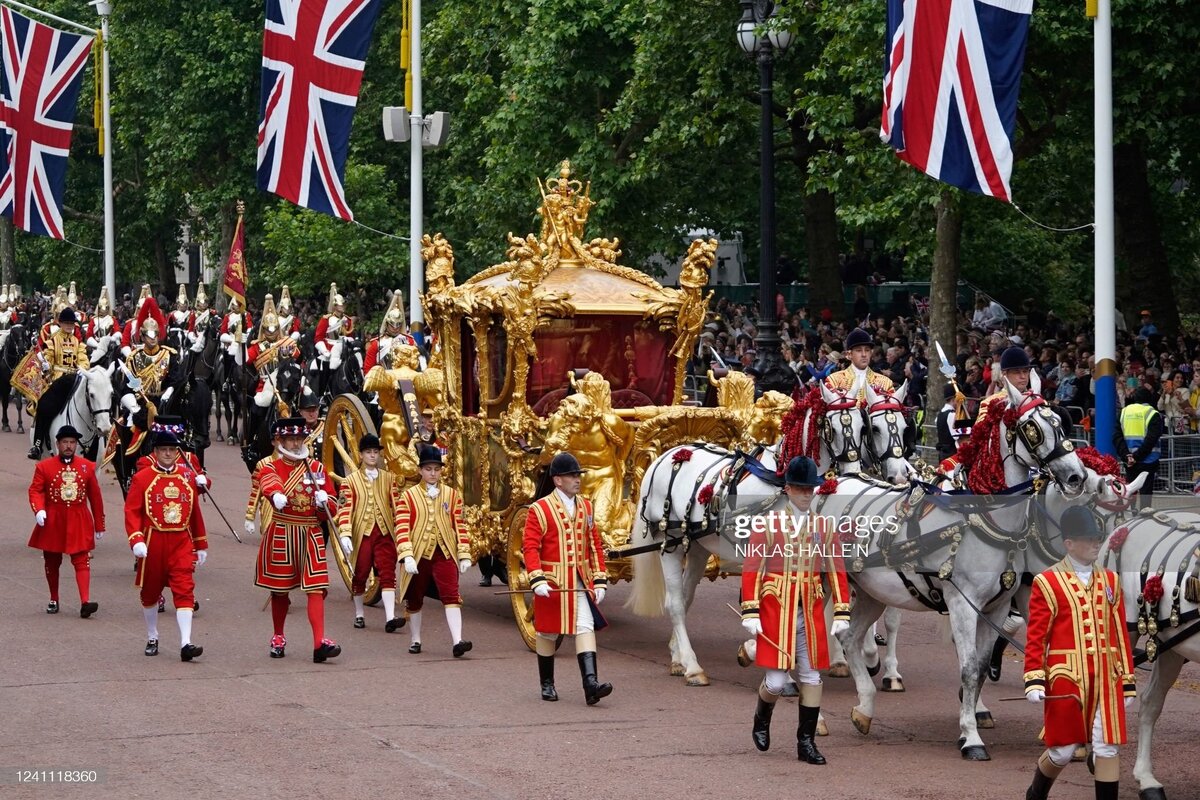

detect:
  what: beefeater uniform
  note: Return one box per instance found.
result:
[336,466,402,594]
[1024,559,1136,747]
[739,507,850,673]
[135,449,210,544]
[28,453,105,609]
[255,455,335,593]
[395,480,469,613]
[126,462,206,611]
[522,491,608,636]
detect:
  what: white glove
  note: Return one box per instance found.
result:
[458,558,471,574]
[189,336,204,353]
[95,530,105,541]
[271,492,287,511]
[120,345,132,359]
[402,557,418,575]
[120,394,139,414]
[289,331,301,342]
[1124,695,1134,709]
[194,474,208,489]
[195,550,207,567]
[35,510,46,526]
[219,333,233,345]
[742,617,763,637]
[314,490,330,506]
[132,542,148,558]
[160,386,174,404]
[594,586,606,605]
[533,583,552,598]
[830,619,850,637]
[340,536,353,556]
[1027,689,1045,704]
[244,520,257,536]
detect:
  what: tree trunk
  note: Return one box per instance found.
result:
[1113,141,1179,335]
[154,232,174,297]
[926,190,962,437]
[804,188,842,319]
[215,206,235,312]
[0,217,14,289]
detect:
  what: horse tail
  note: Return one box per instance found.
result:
[626,515,666,617]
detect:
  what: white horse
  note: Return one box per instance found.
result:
[833,380,1088,761]
[32,364,115,457]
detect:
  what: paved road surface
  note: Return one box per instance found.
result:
[2,430,1197,799]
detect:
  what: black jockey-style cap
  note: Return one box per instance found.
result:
[417,444,444,467]
[943,384,957,400]
[58,307,77,324]
[359,434,382,452]
[845,328,873,350]
[999,346,1032,371]
[549,452,585,477]
[784,456,822,487]
[1060,505,1103,541]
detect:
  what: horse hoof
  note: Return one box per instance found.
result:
[1138,787,1168,800]
[881,677,905,693]
[215,434,224,442]
[867,659,881,677]
[736,643,751,667]
[816,718,829,737]
[669,662,685,677]
[975,711,995,729]
[850,708,872,735]
[828,663,850,678]
[960,744,991,761]
[685,672,710,687]
[2,424,9,432]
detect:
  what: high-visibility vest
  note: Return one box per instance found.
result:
[1120,403,1160,463]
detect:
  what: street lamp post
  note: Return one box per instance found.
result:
[737,0,795,395]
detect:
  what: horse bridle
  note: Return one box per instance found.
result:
[820,398,865,468]
[865,397,909,465]
[1005,394,1076,482]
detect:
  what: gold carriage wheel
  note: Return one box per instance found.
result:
[505,505,564,654]
[322,393,382,607]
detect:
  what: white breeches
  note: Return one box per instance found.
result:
[765,615,820,692]
[1047,710,1118,766]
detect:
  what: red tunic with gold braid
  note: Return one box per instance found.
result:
[1023,560,1136,746]
[254,456,335,592]
[28,456,105,555]
[739,504,851,671]
[125,464,206,609]
[135,451,210,543]
[522,492,608,636]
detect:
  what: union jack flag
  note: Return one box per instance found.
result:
[257,0,383,220]
[0,6,93,239]
[880,0,1032,203]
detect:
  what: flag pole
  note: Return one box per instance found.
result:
[1092,0,1116,455]
[97,2,116,303]
[408,0,423,325]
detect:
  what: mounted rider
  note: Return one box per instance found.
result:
[85,286,122,363]
[218,294,253,368]
[823,328,892,404]
[276,285,302,341]
[312,282,353,395]
[26,305,89,459]
[119,297,183,455]
[37,285,68,347]
[0,285,15,350]
[120,285,153,354]
[246,295,300,432]
[186,284,217,353]
[168,285,194,348]
[364,290,414,372]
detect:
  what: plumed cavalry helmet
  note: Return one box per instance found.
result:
[66,281,78,309]
[297,388,320,410]
[194,283,209,311]
[999,346,1032,371]
[137,296,166,342]
[50,285,67,316]
[328,282,344,313]
[259,293,280,339]
[96,285,111,315]
[176,284,190,310]
[278,284,293,314]
[0,285,8,308]
[135,283,152,311]
[381,289,405,335]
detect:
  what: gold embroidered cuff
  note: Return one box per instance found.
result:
[593,576,608,587]
[528,572,549,588]
[127,531,143,544]
[833,603,851,614]
[1123,682,1136,697]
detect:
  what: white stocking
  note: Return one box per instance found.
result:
[177,608,193,646]
[144,606,159,640]
[409,611,422,644]
[445,606,463,644]
[382,589,396,621]
[353,595,365,618]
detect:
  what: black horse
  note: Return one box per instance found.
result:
[319,335,366,411]
[241,355,305,473]
[0,323,31,433]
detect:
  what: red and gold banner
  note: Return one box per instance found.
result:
[222,211,247,308]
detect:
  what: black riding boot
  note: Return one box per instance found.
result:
[577,651,612,705]
[987,635,1008,681]
[538,655,558,702]
[1093,782,1117,800]
[797,705,827,764]
[28,438,42,459]
[1026,754,1063,800]
[752,684,777,752]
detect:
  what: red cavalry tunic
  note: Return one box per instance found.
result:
[254,456,335,592]
[1024,559,1136,746]
[739,504,851,671]
[522,492,608,635]
[28,456,105,555]
[125,463,207,609]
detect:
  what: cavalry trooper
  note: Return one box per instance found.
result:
[186,285,216,353]
[395,444,472,657]
[27,424,105,617]
[0,284,16,352]
[27,306,89,459]
[823,328,892,403]
[35,285,67,347]
[276,285,303,341]
[254,417,341,663]
[246,295,299,431]
[126,428,207,661]
[85,286,122,363]
[335,434,406,632]
[119,297,182,448]
[169,285,194,337]
[741,456,850,764]
[523,452,612,705]
[312,282,353,395]
[1024,506,1136,800]
[364,290,414,372]
[218,294,253,370]
[1113,387,1162,506]
[120,285,153,355]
